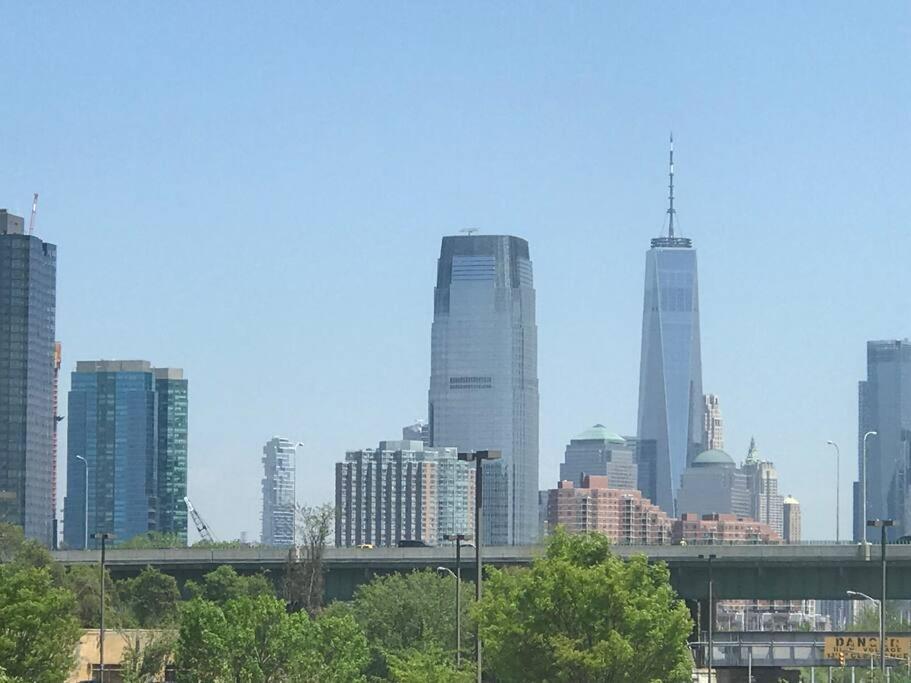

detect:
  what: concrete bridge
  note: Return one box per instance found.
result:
[52,542,911,602]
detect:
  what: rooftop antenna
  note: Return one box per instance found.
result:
[667,134,675,238]
[459,228,479,236]
[28,193,39,235]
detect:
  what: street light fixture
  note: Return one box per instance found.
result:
[90,532,114,683]
[698,553,717,683]
[457,449,501,683]
[825,441,840,542]
[847,589,882,672]
[862,431,877,543]
[868,519,894,674]
[443,532,472,668]
[74,455,88,550]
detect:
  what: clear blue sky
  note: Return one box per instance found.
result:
[2,3,909,541]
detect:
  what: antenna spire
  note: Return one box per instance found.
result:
[667,134,675,238]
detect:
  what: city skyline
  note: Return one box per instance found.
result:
[1,4,908,542]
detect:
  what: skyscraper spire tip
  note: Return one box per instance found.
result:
[667,134,675,238]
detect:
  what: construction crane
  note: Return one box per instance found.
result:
[184,496,216,543]
[28,193,38,235]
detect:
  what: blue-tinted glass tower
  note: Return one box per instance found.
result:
[636,139,704,515]
[0,210,57,547]
[428,234,539,545]
[63,360,188,548]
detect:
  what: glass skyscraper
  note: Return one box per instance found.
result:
[261,436,297,547]
[856,339,911,541]
[636,141,704,515]
[428,234,539,545]
[0,210,57,547]
[63,360,188,548]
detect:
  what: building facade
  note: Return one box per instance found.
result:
[636,141,704,516]
[856,340,911,541]
[63,361,188,548]
[547,475,672,545]
[702,394,724,451]
[261,437,297,547]
[783,495,801,543]
[428,234,539,545]
[677,449,752,520]
[402,420,431,447]
[559,425,638,490]
[0,209,57,547]
[335,440,475,547]
[672,513,781,545]
[741,438,784,536]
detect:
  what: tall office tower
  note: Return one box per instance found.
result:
[559,425,638,490]
[51,342,62,546]
[856,339,911,540]
[428,234,539,545]
[402,420,431,446]
[741,438,784,535]
[155,368,188,542]
[783,495,801,543]
[261,437,297,547]
[63,361,188,548]
[335,440,475,547]
[636,139,703,515]
[0,210,57,547]
[702,394,724,451]
[677,449,752,519]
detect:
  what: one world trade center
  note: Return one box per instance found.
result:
[636,137,704,516]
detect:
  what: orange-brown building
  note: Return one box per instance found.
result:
[546,475,673,544]
[672,512,781,545]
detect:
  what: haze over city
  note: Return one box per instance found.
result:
[2,3,910,541]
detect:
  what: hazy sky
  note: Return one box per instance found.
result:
[2,3,909,541]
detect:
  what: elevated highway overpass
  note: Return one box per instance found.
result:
[51,542,911,602]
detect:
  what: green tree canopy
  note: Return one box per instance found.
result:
[475,529,693,683]
[0,564,82,683]
[117,566,181,627]
[175,593,368,682]
[119,531,185,549]
[344,568,474,677]
[62,563,118,627]
[185,564,275,606]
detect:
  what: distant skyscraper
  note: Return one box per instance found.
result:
[261,437,297,547]
[335,440,475,547]
[402,420,431,446]
[741,438,783,536]
[63,361,188,548]
[0,209,57,547]
[702,394,724,451]
[428,234,539,545]
[677,449,752,519]
[856,340,911,540]
[783,495,801,543]
[559,425,637,490]
[636,139,704,515]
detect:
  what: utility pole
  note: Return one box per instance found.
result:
[443,532,472,669]
[699,554,717,682]
[868,519,894,675]
[90,532,113,682]
[458,450,501,683]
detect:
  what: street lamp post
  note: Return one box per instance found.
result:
[699,553,717,682]
[862,431,877,544]
[443,532,473,668]
[826,441,840,542]
[90,532,113,683]
[847,590,882,674]
[868,519,894,674]
[458,449,501,683]
[75,455,88,549]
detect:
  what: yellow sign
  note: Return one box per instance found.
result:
[824,636,911,660]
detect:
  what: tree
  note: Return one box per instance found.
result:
[0,564,82,683]
[345,569,474,676]
[119,630,176,683]
[185,564,275,605]
[175,593,369,683]
[283,503,333,615]
[386,647,474,683]
[119,531,185,549]
[474,529,693,683]
[118,566,181,626]
[62,563,119,627]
